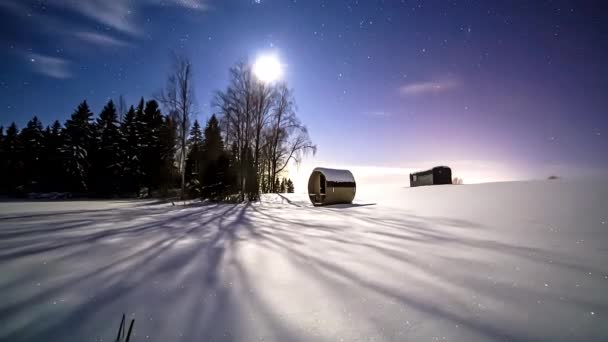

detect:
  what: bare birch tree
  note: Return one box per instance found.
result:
[267,84,316,191]
[215,61,315,198]
[117,95,127,123]
[158,54,195,199]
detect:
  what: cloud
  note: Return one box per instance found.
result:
[75,31,130,47]
[3,1,209,79]
[172,0,210,10]
[28,54,72,79]
[399,79,460,96]
[65,0,139,35]
[2,0,210,38]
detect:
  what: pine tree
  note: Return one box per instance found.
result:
[42,120,65,192]
[286,178,294,193]
[200,115,229,200]
[0,125,10,192]
[158,114,178,196]
[273,178,280,194]
[185,119,203,186]
[121,105,142,194]
[4,123,23,192]
[19,116,45,192]
[279,178,286,193]
[140,100,164,196]
[62,101,95,192]
[135,97,146,139]
[203,116,224,163]
[0,126,4,185]
[92,100,123,195]
[50,121,62,139]
[119,98,147,195]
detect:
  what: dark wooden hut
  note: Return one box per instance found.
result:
[410,166,452,187]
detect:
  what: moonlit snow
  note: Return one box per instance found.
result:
[0,179,607,341]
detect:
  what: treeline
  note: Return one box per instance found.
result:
[0,57,310,200]
[0,99,177,197]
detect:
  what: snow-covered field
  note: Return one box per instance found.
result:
[0,180,607,341]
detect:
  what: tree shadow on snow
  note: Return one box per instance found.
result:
[0,200,605,341]
[322,203,376,208]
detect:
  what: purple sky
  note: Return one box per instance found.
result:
[1,0,606,183]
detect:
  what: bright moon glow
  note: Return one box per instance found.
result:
[253,54,283,83]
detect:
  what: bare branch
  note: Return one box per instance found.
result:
[158,53,195,199]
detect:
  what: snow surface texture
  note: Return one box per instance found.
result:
[0,180,607,341]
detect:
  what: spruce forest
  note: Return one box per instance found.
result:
[0,57,312,201]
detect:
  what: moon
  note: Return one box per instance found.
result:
[253,54,283,83]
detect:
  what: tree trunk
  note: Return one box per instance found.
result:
[181,112,187,200]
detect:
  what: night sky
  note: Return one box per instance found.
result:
[1,0,606,183]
